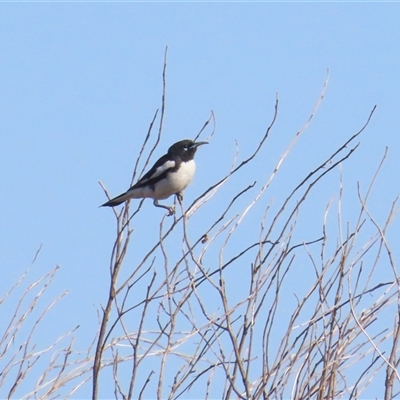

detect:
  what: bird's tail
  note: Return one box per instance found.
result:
[101,192,132,207]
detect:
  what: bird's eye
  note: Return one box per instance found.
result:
[183,145,189,151]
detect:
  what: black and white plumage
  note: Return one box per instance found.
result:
[101,139,208,214]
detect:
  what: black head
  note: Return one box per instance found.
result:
[168,139,208,161]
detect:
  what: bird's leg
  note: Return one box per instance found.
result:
[176,192,183,203]
[175,192,184,215]
[153,199,175,216]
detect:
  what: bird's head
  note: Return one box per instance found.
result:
[168,139,208,160]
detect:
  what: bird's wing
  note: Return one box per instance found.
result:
[132,155,176,188]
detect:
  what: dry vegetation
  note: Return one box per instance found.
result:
[1,53,399,400]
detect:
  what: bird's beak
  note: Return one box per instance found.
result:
[192,141,208,148]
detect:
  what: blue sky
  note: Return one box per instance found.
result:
[1,3,399,399]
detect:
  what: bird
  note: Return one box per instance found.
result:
[101,139,208,215]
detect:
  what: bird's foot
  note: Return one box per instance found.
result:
[166,205,175,216]
[154,199,175,216]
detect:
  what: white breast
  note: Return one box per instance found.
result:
[153,159,196,199]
